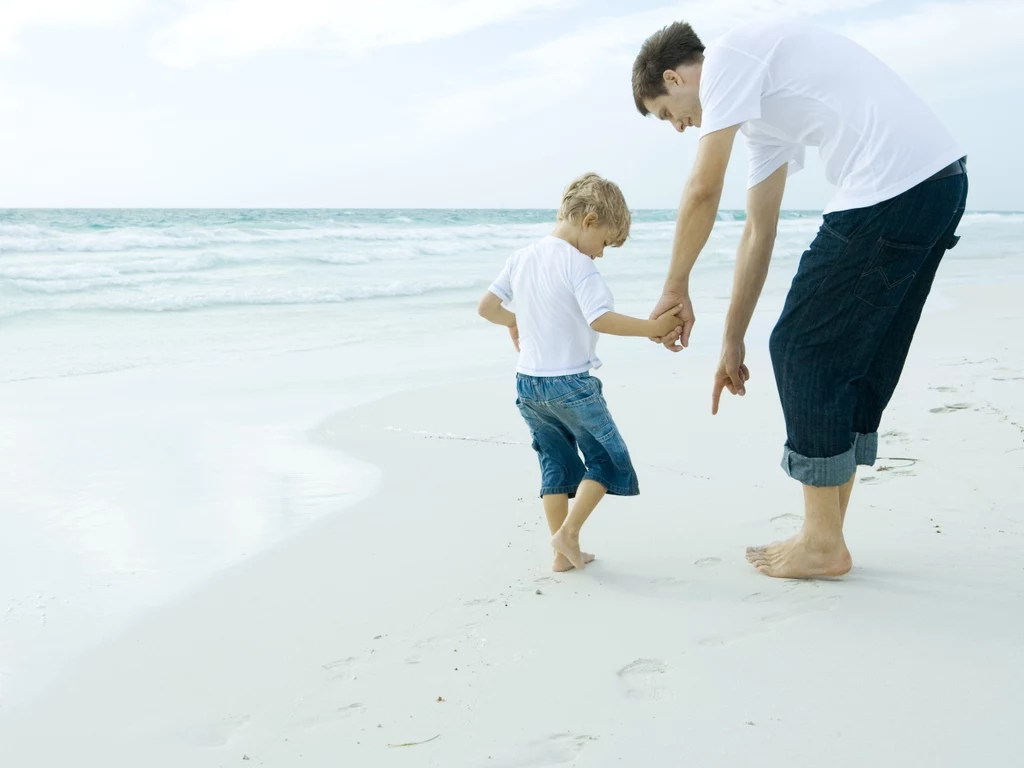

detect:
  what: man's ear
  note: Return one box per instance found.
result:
[663,68,683,87]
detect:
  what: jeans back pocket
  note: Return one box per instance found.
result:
[853,238,932,309]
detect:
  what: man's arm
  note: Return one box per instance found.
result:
[477,291,516,327]
[665,125,740,290]
[650,125,740,351]
[711,162,787,414]
[724,163,787,344]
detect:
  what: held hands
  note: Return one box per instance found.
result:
[653,304,686,338]
[648,291,695,352]
[711,337,750,415]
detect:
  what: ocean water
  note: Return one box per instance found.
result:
[2,207,1022,705]
[3,207,1020,323]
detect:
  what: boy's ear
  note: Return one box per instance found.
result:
[581,212,600,229]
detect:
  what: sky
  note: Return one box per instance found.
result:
[0,0,1019,209]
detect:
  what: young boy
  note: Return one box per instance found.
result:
[477,173,683,572]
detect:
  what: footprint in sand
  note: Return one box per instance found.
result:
[881,429,910,444]
[618,658,672,701]
[930,403,972,414]
[770,513,803,531]
[930,385,958,393]
[761,595,841,624]
[694,557,722,567]
[649,576,687,588]
[464,597,497,607]
[782,578,821,593]
[291,703,365,731]
[490,733,598,767]
[190,715,251,748]
[702,592,837,647]
[321,656,361,680]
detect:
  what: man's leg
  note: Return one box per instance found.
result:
[749,218,874,576]
[748,485,852,577]
[544,494,595,572]
[551,480,607,570]
[839,474,855,526]
[852,204,966,460]
[752,175,965,578]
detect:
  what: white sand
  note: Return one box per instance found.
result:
[2,280,1023,766]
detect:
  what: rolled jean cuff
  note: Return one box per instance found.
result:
[854,431,878,466]
[781,442,856,487]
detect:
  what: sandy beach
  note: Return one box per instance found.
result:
[2,275,1022,767]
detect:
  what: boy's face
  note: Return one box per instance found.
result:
[577,216,615,259]
[643,65,703,133]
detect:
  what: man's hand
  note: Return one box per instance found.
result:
[652,304,685,338]
[508,324,520,352]
[711,338,750,415]
[648,291,695,352]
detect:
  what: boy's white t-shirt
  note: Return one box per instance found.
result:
[488,236,613,377]
[699,21,964,214]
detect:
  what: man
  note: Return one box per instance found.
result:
[633,20,967,578]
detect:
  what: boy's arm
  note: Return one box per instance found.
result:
[591,307,682,338]
[477,291,516,327]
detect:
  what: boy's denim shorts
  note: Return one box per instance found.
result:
[515,373,639,498]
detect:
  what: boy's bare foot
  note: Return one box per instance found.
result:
[551,529,586,570]
[745,533,852,578]
[552,551,595,572]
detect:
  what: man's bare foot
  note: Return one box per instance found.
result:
[552,551,595,572]
[551,528,586,570]
[745,533,852,579]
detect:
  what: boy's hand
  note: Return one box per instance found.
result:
[653,305,685,338]
[508,324,520,352]
[649,291,695,351]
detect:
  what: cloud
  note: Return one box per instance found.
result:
[0,0,140,55]
[151,0,574,67]
[413,0,1024,145]
[412,0,887,139]
[843,0,1024,99]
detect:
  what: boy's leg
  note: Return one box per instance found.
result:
[542,493,569,534]
[551,480,607,570]
[543,494,596,571]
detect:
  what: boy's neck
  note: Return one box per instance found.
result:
[550,221,582,252]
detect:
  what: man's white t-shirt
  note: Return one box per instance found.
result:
[488,236,614,377]
[699,21,964,214]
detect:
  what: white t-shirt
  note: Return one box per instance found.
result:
[699,21,964,214]
[488,236,614,377]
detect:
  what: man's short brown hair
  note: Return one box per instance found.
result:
[632,22,705,115]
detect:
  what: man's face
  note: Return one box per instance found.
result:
[642,66,702,133]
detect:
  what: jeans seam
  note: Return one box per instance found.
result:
[824,196,896,243]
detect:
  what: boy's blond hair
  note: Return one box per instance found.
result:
[557,173,632,248]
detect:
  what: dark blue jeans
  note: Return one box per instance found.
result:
[769,169,969,486]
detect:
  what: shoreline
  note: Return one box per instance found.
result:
[2,276,1023,765]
